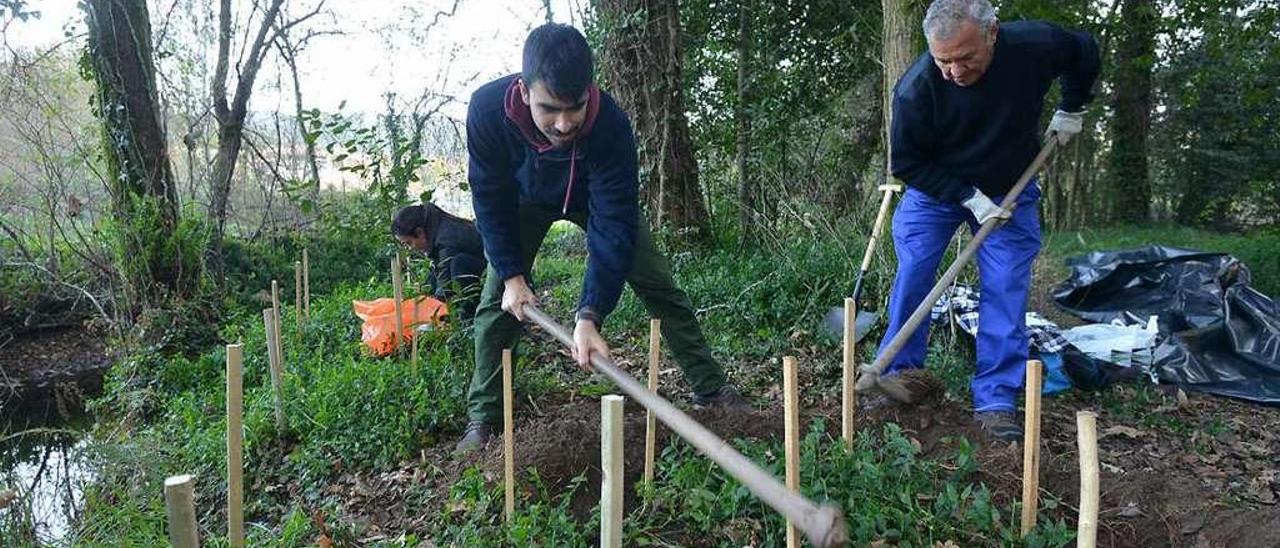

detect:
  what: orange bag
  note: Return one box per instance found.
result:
[351,296,450,356]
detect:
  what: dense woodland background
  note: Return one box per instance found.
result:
[1,0,1279,545]
[2,0,1276,342]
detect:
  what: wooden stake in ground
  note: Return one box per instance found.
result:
[601,394,625,548]
[503,349,515,523]
[270,280,284,368]
[294,261,303,336]
[410,261,421,370]
[841,297,856,450]
[1021,359,1044,536]
[262,308,286,433]
[644,318,661,485]
[1077,411,1100,548]
[225,344,244,548]
[391,255,405,355]
[302,248,311,320]
[164,474,199,548]
[783,355,801,548]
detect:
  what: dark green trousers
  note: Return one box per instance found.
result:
[466,203,727,425]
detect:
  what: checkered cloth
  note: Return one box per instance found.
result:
[930,284,1070,353]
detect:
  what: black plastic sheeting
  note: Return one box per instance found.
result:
[1060,346,1143,391]
[1054,246,1280,404]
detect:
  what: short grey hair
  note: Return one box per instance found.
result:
[923,0,998,42]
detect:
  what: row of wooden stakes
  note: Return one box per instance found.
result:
[497,319,667,547]
[163,249,312,547]
[161,251,431,547]
[495,305,1102,547]
[159,285,1101,547]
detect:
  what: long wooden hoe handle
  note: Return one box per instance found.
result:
[523,305,848,547]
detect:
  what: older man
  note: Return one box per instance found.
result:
[868,0,1100,440]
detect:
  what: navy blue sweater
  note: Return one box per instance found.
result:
[466,74,639,319]
[892,21,1101,204]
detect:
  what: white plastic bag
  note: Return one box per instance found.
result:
[1061,317,1159,368]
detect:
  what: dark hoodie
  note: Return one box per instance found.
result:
[466,74,639,320]
[417,203,485,308]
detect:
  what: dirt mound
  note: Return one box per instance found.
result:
[501,390,1279,548]
[331,383,1280,547]
[477,399,783,517]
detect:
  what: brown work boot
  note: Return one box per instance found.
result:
[973,411,1023,442]
[854,362,881,392]
[453,421,494,455]
[692,384,752,412]
[876,369,945,405]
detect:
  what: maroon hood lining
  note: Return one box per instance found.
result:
[504,77,601,154]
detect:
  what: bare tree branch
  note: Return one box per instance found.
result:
[212,0,232,119]
[4,261,111,327]
[263,0,327,52]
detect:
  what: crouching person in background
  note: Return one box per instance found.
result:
[392,203,486,321]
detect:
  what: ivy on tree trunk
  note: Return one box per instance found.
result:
[83,0,199,316]
[1108,0,1157,222]
[594,0,714,245]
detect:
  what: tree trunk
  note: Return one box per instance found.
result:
[882,0,921,184]
[83,0,198,314]
[735,0,754,245]
[1107,0,1157,222]
[595,0,713,244]
[1072,120,1097,227]
[209,0,286,277]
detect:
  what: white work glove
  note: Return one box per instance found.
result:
[1047,110,1084,145]
[962,189,1012,225]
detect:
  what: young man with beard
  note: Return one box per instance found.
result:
[455,24,750,453]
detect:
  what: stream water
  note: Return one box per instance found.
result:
[2,415,95,545]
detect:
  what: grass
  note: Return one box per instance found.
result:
[25,220,1275,546]
[431,420,1075,546]
[1040,225,1280,296]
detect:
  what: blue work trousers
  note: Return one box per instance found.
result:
[877,182,1042,412]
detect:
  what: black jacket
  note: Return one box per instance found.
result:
[892,21,1101,204]
[420,203,485,304]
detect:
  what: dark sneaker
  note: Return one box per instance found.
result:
[973,411,1023,442]
[692,384,752,412]
[453,421,494,454]
[876,369,944,405]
